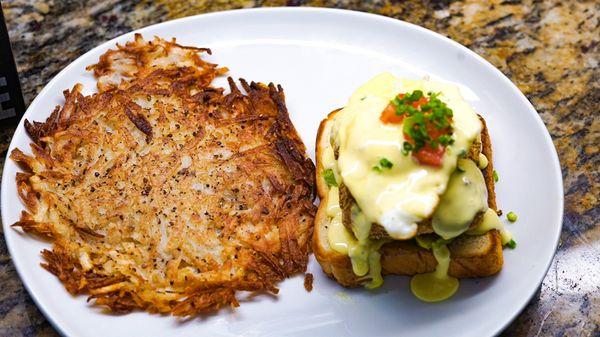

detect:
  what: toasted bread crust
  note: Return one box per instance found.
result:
[312,109,364,286]
[313,109,503,287]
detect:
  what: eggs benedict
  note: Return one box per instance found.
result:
[313,73,514,301]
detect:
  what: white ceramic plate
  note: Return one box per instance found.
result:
[1,8,563,337]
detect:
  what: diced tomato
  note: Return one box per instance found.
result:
[380,92,449,167]
[413,145,445,167]
[412,97,428,109]
[380,103,405,124]
[403,124,448,167]
[426,122,450,139]
[380,94,429,125]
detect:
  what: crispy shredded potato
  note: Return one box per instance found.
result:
[11,34,316,316]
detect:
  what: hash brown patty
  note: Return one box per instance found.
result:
[12,34,316,316]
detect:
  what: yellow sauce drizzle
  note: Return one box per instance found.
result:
[415,234,435,249]
[365,250,383,289]
[468,208,513,245]
[325,174,384,284]
[432,159,488,239]
[326,187,352,254]
[410,243,459,302]
[478,153,489,169]
[349,205,372,242]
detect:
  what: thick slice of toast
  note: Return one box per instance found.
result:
[312,109,503,287]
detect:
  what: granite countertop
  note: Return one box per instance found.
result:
[0,0,598,336]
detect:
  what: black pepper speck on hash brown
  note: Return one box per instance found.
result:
[11,34,316,316]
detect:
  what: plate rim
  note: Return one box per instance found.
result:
[1,7,564,337]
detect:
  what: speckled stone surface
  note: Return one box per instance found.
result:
[0,1,598,336]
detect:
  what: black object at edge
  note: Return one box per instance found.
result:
[0,1,26,127]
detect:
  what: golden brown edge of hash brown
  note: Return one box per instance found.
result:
[312,109,503,287]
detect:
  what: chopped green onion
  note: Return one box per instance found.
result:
[395,104,407,115]
[379,158,393,168]
[406,105,419,116]
[403,114,429,152]
[373,158,393,172]
[507,212,518,222]
[409,90,423,101]
[393,90,454,156]
[493,170,499,182]
[438,134,454,146]
[506,239,517,249]
[402,142,413,156]
[323,169,337,187]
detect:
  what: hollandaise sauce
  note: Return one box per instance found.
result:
[410,242,459,302]
[432,158,488,239]
[331,73,482,240]
[468,208,513,245]
[325,186,384,288]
